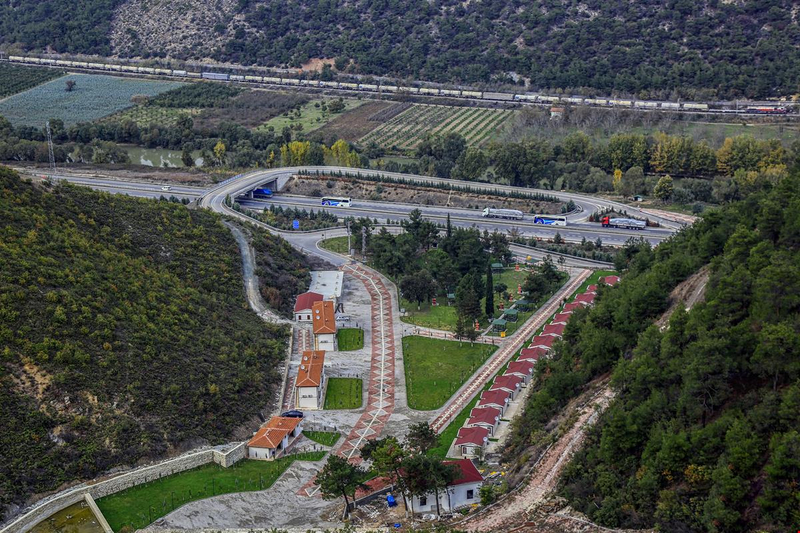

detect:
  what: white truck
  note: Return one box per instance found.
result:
[482,207,524,220]
[601,216,646,230]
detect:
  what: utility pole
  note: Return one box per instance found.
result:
[361,226,367,259]
[45,121,56,177]
[346,219,351,256]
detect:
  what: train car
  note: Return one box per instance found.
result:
[513,93,537,101]
[107,64,122,71]
[118,64,137,73]
[53,59,71,67]
[661,102,680,110]
[635,101,658,108]
[154,68,171,75]
[202,72,230,81]
[339,82,358,89]
[419,87,440,95]
[263,76,282,84]
[401,86,420,94]
[462,90,483,98]
[609,99,632,107]
[484,91,514,101]
[244,75,262,82]
[41,58,58,65]
[8,55,25,62]
[538,95,560,103]
[320,81,339,88]
[186,71,202,78]
[173,70,188,77]
[282,78,301,85]
[564,97,583,104]
[230,74,245,81]
[74,61,90,68]
[683,103,709,111]
[441,89,461,97]
[86,62,104,69]
[746,106,790,115]
[27,57,43,64]
[380,85,399,92]
[359,83,378,90]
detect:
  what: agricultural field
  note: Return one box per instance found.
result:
[101,106,201,127]
[313,100,393,142]
[258,97,363,134]
[360,104,514,151]
[0,74,184,127]
[0,63,65,100]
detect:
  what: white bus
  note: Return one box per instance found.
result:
[321,197,352,207]
[532,214,567,226]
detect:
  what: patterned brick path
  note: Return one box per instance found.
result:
[297,264,396,496]
[281,329,310,411]
[430,269,591,433]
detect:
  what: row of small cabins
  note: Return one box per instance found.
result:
[453,276,619,458]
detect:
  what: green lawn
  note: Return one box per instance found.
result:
[577,270,618,294]
[258,98,362,133]
[97,452,326,532]
[319,236,350,255]
[401,268,532,332]
[337,328,364,350]
[403,336,497,410]
[324,377,363,409]
[304,431,341,447]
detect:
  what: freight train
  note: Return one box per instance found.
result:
[4,55,794,115]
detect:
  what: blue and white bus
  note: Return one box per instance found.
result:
[321,197,352,207]
[532,214,567,226]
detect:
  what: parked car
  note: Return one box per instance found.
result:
[281,410,304,418]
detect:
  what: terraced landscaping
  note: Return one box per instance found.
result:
[360,104,514,151]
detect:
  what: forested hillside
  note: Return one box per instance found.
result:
[504,170,800,530]
[0,167,309,518]
[2,0,800,97]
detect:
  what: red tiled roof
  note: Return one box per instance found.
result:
[312,300,336,334]
[294,291,323,313]
[586,284,598,292]
[506,360,535,376]
[530,335,555,349]
[296,350,325,387]
[468,407,501,427]
[445,459,484,485]
[248,416,301,449]
[542,323,566,337]
[574,292,596,305]
[602,275,620,286]
[478,389,511,408]
[454,426,490,446]
[552,312,572,324]
[519,347,547,361]
[490,374,523,392]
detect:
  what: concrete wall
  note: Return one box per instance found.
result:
[0,442,246,533]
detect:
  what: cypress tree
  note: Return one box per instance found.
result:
[485,260,494,317]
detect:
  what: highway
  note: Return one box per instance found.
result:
[29,166,681,266]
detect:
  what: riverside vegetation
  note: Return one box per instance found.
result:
[0,167,310,518]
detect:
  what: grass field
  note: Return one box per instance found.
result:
[319,236,350,255]
[324,377,363,409]
[401,268,531,331]
[0,63,65,100]
[403,336,497,410]
[360,104,514,151]
[259,98,363,133]
[102,105,200,127]
[303,431,341,447]
[96,452,326,532]
[337,328,364,350]
[316,100,393,141]
[0,74,184,127]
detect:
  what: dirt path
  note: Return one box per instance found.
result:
[655,264,709,329]
[461,383,615,532]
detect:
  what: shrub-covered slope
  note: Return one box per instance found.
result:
[0,167,308,518]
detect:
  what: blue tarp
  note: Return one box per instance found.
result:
[387,494,397,507]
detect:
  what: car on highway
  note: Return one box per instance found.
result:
[161,185,171,191]
[281,410,304,418]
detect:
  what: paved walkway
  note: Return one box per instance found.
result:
[297,263,397,496]
[430,269,591,433]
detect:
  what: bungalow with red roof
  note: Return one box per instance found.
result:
[542,323,566,338]
[574,292,596,306]
[586,284,598,293]
[530,335,556,350]
[602,275,620,286]
[490,374,523,400]
[294,291,324,322]
[466,406,501,436]
[519,347,547,362]
[454,426,491,459]
[551,312,572,325]
[247,416,303,460]
[563,302,584,312]
[505,360,535,384]
[295,350,326,410]
[312,300,337,351]
[412,459,484,513]
[477,389,511,415]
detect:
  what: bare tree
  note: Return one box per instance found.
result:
[65,80,76,92]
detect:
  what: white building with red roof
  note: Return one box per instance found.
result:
[295,350,326,410]
[312,300,337,351]
[563,301,584,312]
[505,360,535,384]
[490,374,523,400]
[247,416,303,460]
[476,389,511,415]
[519,347,547,362]
[551,312,573,325]
[454,426,491,459]
[542,323,566,338]
[466,406,501,435]
[602,275,620,286]
[530,335,556,350]
[412,459,484,513]
[294,291,324,322]
[574,292,596,305]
